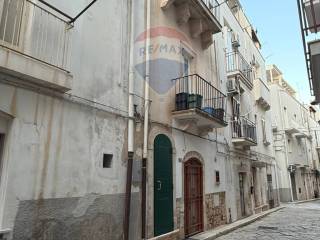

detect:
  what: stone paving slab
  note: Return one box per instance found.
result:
[189,206,284,240]
[288,198,320,205]
[214,200,320,240]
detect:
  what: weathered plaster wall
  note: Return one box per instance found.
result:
[0,83,140,239]
[12,193,140,240]
[0,0,140,238]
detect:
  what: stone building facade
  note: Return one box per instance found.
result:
[0,0,139,239]
[268,64,320,203]
[0,1,307,240]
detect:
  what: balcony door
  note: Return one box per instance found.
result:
[183,55,190,77]
[0,0,24,46]
[232,97,241,137]
[182,50,194,97]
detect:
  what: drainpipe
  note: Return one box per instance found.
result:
[142,0,151,238]
[124,0,135,239]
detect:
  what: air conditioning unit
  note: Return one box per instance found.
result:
[231,32,240,49]
[304,0,320,33]
[309,40,320,103]
[227,78,240,95]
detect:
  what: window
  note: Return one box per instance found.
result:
[103,154,113,168]
[288,139,292,153]
[215,171,220,185]
[283,107,289,127]
[0,0,24,46]
[267,174,272,182]
[261,118,267,142]
[231,97,240,119]
[183,55,189,77]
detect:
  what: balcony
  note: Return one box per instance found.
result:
[254,78,271,111]
[231,117,257,146]
[0,0,73,92]
[172,74,227,132]
[161,0,222,49]
[303,0,320,33]
[284,120,301,135]
[226,51,253,90]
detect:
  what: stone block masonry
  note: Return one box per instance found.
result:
[205,192,227,230]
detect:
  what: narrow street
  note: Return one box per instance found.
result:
[216,201,320,240]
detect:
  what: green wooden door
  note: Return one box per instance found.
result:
[154,134,174,236]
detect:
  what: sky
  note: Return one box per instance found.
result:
[240,0,312,104]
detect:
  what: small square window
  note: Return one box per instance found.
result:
[103,154,113,168]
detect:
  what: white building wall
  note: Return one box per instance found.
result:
[270,71,320,202]
[0,0,140,239]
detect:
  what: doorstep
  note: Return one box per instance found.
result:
[188,206,284,240]
[148,229,180,240]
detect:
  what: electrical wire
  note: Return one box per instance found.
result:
[0,77,130,119]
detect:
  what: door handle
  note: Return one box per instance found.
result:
[157,180,162,191]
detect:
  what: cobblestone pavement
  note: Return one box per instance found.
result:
[216,200,320,240]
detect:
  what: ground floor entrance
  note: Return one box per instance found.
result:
[154,134,174,236]
[267,174,274,208]
[290,172,298,201]
[239,173,246,217]
[184,158,203,237]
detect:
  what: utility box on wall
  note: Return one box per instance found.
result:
[309,40,320,103]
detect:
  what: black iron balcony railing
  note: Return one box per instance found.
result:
[231,116,257,143]
[226,51,253,86]
[173,74,227,123]
[0,0,72,71]
[202,0,220,19]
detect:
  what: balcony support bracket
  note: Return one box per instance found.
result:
[190,19,204,38]
[201,30,213,50]
[176,3,191,25]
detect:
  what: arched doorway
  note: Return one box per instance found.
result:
[184,158,203,237]
[154,134,173,236]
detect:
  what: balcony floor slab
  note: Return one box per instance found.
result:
[172,108,227,129]
[232,138,257,147]
[0,46,72,92]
